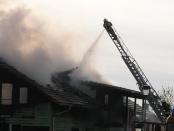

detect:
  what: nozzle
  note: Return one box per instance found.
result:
[103,18,112,28]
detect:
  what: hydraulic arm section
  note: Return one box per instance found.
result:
[103,19,166,123]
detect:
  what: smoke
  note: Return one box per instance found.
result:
[0,2,105,85]
[0,4,76,84]
[70,30,106,83]
[0,7,50,84]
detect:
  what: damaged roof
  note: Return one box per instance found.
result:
[41,85,98,108]
[0,58,145,110]
[0,58,97,108]
[81,81,144,99]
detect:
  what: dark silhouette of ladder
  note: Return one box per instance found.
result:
[103,19,166,123]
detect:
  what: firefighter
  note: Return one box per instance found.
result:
[166,107,174,131]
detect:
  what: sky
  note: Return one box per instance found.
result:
[0,0,174,91]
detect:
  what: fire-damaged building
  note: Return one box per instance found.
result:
[0,59,163,131]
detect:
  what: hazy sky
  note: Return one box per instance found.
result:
[1,0,174,91]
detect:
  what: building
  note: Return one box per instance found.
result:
[0,59,165,131]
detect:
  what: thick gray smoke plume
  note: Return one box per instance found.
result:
[0,2,105,85]
[0,5,76,84]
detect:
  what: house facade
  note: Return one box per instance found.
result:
[0,59,165,131]
[0,59,98,131]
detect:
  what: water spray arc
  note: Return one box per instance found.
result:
[71,30,105,82]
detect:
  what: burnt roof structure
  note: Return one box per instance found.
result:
[0,58,148,113]
[81,81,145,99]
[0,58,96,108]
[41,85,98,108]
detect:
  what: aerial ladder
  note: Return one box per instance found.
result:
[103,19,166,123]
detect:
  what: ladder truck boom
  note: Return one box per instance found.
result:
[103,19,166,123]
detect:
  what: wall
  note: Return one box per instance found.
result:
[4,103,52,127]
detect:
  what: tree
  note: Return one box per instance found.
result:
[158,86,174,117]
[159,86,174,106]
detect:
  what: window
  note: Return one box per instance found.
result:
[72,128,79,131]
[104,94,109,105]
[20,87,28,104]
[1,83,13,105]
